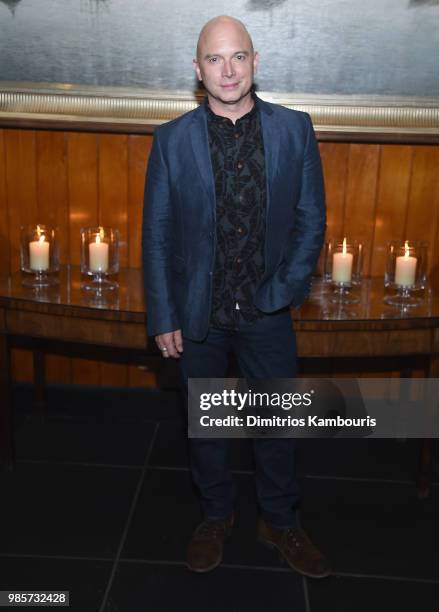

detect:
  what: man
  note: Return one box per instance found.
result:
[142,16,329,578]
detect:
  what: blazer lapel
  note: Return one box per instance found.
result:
[189,106,216,214]
[259,99,280,216]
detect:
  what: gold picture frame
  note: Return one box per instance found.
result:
[1,81,438,143]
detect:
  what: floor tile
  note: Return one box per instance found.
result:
[149,422,255,472]
[15,416,156,466]
[296,437,435,482]
[121,468,205,562]
[105,561,305,612]
[148,421,190,469]
[230,439,255,472]
[0,556,111,612]
[299,476,439,580]
[0,463,139,558]
[307,574,439,612]
[13,383,183,423]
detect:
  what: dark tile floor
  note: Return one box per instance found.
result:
[1,383,439,612]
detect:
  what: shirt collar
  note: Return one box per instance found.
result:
[205,93,259,125]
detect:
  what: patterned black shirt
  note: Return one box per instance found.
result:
[206,97,267,329]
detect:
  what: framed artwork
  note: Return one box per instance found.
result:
[1,0,438,140]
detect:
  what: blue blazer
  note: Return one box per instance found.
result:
[142,97,326,341]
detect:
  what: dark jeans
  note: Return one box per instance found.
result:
[179,308,300,529]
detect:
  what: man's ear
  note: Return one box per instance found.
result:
[193,58,202,81]
[253,51,259,75]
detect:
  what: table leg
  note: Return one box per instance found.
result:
[417,439,432,500]
[417,354,439,499]
[0,333,13,468]
[33,349,47,418]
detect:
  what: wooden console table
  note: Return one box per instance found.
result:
[1,266,438,494]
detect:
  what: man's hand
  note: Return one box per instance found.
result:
[155,330,183,359]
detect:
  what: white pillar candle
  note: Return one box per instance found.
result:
[29,235,49,271]
[332,238,353,283]
[89,232,109,272]
[395,242,417,287]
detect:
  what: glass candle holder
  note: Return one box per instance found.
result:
[308,242,331,302]
[80,226,119,291]
[329,238,361,304]
[351,240,365,286]
[322,240,334,283]
[325,238,364,286]
[20,224,60,287]
[384,240,428,308]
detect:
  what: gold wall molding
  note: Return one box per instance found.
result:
[1,82,438,142]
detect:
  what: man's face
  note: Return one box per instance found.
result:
[194,20,258,107]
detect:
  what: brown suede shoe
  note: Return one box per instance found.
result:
[257,518,331,578]
[187,516,234,573]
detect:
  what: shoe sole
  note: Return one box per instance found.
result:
[258,537,332,579]
[186,557,222,573]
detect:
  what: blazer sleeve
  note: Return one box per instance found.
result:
[277,113,326,307]
[142,131,180,336]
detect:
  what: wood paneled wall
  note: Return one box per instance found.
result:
[321,143,439,280]
[1,129,438,386]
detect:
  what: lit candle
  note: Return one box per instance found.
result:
[89,229,109,273]
[332,237,353,283]
[29,228,49,271]
[395,241,417,287]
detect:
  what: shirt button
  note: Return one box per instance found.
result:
[237,162,243,169]
[234,133,240,139]
[236,257,242,264]
[237,227,243,234]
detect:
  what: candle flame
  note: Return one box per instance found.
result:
[404,240,410,258]
[95,227,105,244]
[36,225,45,241]
[342,237,347,255]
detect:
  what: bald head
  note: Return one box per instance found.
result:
[193,15,258,118]
[196,16,254,59]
